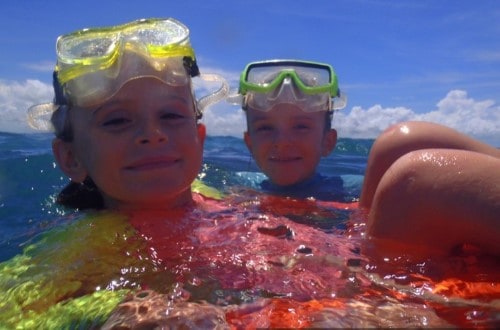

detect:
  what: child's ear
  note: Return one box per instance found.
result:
[197,123,207,144]
[52,138,88,183]
[243,131,252,152]
[322,129,337,156]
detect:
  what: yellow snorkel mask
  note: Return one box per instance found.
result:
[28,18,228,131]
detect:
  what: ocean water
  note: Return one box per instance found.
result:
[0,131,371,262]
[2,131,500,328]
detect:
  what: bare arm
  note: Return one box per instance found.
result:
[360,121,500,209]
[366,148,500,257]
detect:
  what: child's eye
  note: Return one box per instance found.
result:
[95,106,133,129]
[255,125,273,132]
[294,124,311,130]
[161,112,186,120]
[101,116,132,127]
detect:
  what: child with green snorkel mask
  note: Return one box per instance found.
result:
[235,59,361,202]
[28,18,227,211]
[236,59,500,258]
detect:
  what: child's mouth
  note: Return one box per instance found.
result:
[269,155,301,162]
[125,156,180,171]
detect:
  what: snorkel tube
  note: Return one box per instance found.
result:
[197,73,230,112]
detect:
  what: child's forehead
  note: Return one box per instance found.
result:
[81,78,195,110]
[115,78,193,97]
[247,103,326,120]
[93,94,192,112]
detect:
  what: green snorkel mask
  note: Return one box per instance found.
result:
[235,59,347,112]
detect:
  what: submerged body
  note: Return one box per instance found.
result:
[1,192,498,328]
[252,172,362,202]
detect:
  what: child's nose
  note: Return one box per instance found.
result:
[136,119,168,145]
[273,130,294,145]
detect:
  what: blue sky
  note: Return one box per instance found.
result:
[1,0,499,144]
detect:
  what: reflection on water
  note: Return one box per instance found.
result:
[2,191,498,328]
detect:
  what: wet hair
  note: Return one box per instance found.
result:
[46,72,101,210]
[325,111,333,131]
[50,71,73,141]
[56,177,105,210]
[52,115,104,210]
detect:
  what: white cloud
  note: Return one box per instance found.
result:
[334,90,499,145]
[202,102,246,137]
[334,105,414,139]
[0,79,54,133]
[417,90,499,141]
[1,79,499,146]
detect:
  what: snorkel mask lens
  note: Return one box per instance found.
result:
[27,17,229,132]
[56,18,198,108]
[239,60,346,112]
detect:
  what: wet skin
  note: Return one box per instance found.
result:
[244,103,336,187]
[52,78,206,211]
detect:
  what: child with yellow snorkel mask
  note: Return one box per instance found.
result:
[28,18,227,211]
[235,59,361,202]
[2,18,229,328]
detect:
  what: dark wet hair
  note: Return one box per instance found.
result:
[46,72,96,210]
[51,71,73,141]
[48,72,103,210]
[325,111,333,131]
[56,177,105,210]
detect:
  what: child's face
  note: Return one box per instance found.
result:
[55,78,205,210]
[244,104,336,186]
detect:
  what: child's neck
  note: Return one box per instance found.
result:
[104,189,196,213]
